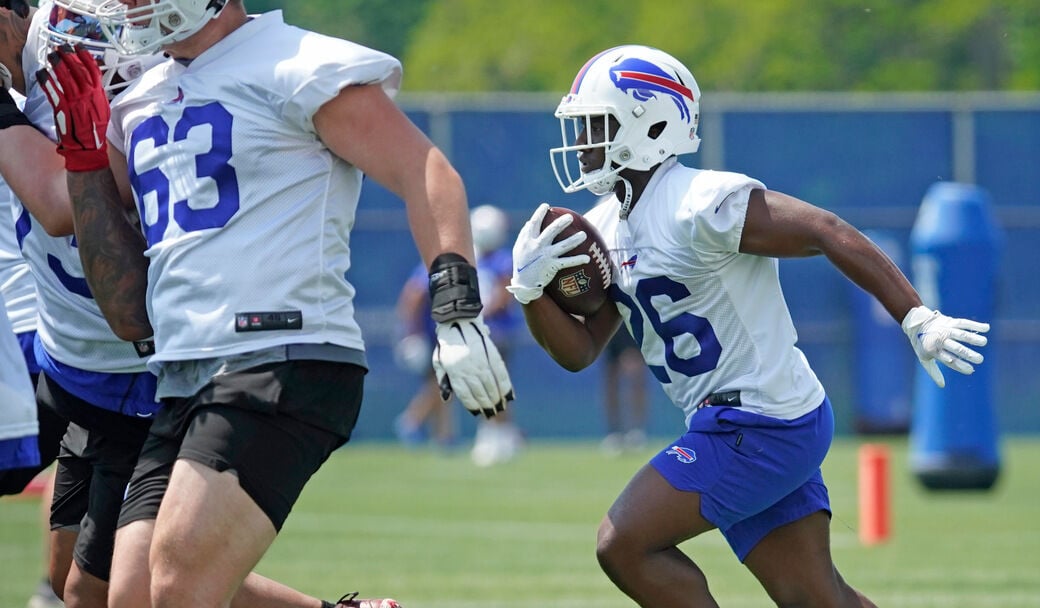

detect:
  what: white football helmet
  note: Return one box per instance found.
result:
[550,45,701,197]
[470,204,509,254]
[40,0,164,98]
[95,0,228,55]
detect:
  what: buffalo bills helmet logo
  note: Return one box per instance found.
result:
[609,58,695,123]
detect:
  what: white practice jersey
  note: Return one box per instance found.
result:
[0,291,35,442]
[584,158,825,424]
[8,6,147,373]
[108,12,401,364]
[0,176,37,335]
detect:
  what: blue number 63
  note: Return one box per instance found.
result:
[128,102,241,245]
[610,276,721,384]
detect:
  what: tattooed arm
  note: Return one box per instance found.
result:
[66,162,152,341]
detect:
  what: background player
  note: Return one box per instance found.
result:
[508,44,989,607]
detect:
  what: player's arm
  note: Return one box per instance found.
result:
[65,151,151,342]
[739,188,920,322]
[0,90,75,235]
[314,83,472,266]
[39,45,152,341]
[315,82,514,418]
[508,203,619,371]
[740,187,988,386]
[521,295,621,372]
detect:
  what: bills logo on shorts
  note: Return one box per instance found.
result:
[666,446,696,464]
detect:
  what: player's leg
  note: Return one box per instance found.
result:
[144,361,370,606]
[108,519,154,608]
[112,516,376,608]
[743,510,876,607]
[596,464,719,607]
[150,458,278,607]
[64,427,151,608]
[46,422,91,601]
[618,346,648,448]
[46,528,76,599]
[108,415,339,608]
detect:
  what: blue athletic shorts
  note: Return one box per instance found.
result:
[650,397,834,561]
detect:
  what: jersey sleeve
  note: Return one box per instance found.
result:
[280,33,403,135]
[686,172,765,255]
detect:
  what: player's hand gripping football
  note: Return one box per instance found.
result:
[506,203,591,305]
[36,44,110,172]
[901,305,989,388]
[428,253,514,418]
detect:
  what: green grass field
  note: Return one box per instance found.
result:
[2,437,1039,607]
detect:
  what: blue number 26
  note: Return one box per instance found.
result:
[610,276,721,384]
[128,102,241,245]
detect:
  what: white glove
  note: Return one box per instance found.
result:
[901,305,989,388]
[432,315,514,418]
[506,203,591,305]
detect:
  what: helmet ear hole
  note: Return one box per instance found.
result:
[648,121,666,140]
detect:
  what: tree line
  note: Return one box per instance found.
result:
[250,0,1039,93]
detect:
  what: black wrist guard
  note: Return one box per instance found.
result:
[0,88,32,131]
[428,252,483,323]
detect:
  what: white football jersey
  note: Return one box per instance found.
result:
[7,6,148,374]
[0,292,35,442]
[0,179,37,336]
[107,12,402,364]
[584,158,825,424]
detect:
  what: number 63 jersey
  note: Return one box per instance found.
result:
[107,12,402,366]
[584,158,826,426]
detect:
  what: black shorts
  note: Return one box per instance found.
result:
[0,372,69,495]
[49,394,151,582]
[119,360,365,531]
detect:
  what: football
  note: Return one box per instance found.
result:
[540,206,612,316]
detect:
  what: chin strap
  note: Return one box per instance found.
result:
[617,176,634,220]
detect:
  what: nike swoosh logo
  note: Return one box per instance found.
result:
[714,200,725,213]
[517,255,543,273]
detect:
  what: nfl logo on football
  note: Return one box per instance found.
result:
[559,270,591,297]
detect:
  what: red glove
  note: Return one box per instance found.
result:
[36,44,110,172]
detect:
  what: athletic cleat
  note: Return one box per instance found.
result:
[335,592,402,608]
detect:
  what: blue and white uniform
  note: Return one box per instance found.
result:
[107,11,401,398]
[0,121,40,470]
[0,290,37,470]
[17,4,157,419]
[584,158,833,561]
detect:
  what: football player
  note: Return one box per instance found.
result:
[4,2,396,607]
[509,45,989,607]
[38,0,512,606]
[0,2,159,605]
[0,289,36,473]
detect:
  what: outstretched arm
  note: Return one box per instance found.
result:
[739,188,920,322]
[740,188,988,387]
[315,82,514,417]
